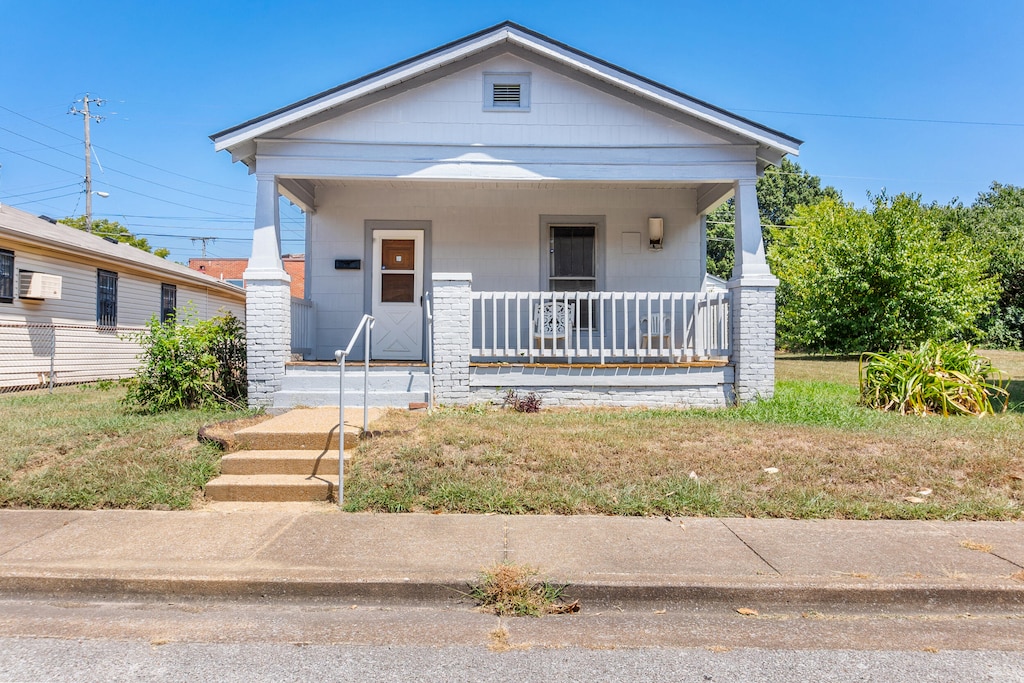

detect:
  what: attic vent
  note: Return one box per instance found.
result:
[492,83,521,105]
[483,72,530,112]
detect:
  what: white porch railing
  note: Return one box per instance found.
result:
[290,297,315,356]
[470,291,730,363]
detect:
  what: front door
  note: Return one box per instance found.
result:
[371,230,424,360]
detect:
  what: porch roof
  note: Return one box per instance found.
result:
[211,22,801,169]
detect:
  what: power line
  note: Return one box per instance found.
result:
[0,182,80,199]
[0,123,253,208]
[734,107,1024,128]
[0,144,81,177]
[0,103,252,195]
[93,145,252,194]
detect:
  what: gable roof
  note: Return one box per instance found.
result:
[0,204,245,297]
[212,22,801,166]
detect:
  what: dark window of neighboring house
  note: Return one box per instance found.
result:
[549,226,596,327]
[161,283,177,323]
[0,249,12,303]
[97,269,118,327]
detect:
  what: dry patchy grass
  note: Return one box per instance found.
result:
[348,359,1024,519]
[0,384,254,509]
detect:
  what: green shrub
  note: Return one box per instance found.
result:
[123,308,246,414]
[859,341,1008,416]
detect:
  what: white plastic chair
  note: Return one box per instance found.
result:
[641,314,675,360]
[532,300,575,361]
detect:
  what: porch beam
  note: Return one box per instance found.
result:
[696,183,734,216]
[278,178,316,214]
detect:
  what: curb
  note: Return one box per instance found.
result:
[3,575,1023,612]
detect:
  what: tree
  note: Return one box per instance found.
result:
[769,193,999,353]
[706,158,839,279]
[963,183,1024,348]
[60,216,170,259]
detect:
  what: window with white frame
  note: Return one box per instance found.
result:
[483,72,531,111]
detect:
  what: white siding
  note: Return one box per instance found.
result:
[309,182,701,359]
[292,54,730,148]
[0,241,245,389]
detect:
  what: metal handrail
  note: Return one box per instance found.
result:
[333,314,375,508]
[425,291,435,412]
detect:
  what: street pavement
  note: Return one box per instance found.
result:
[1,507,1022,611]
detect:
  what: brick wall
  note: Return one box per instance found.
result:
[190,256,305,299]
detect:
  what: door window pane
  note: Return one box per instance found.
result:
[382,240,415,270]
[381,273,415,303]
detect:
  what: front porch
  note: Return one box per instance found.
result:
[212,23,799,409]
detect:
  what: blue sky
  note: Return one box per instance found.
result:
[2,0,1022,263]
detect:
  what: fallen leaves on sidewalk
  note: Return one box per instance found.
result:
[959,539,993,553]
[735,608,759,616]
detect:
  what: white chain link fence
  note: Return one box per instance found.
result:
[0,322,147,394]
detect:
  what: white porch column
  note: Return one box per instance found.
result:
[728,178,778,403]
[244,174,292,408]
[431,273,472,404]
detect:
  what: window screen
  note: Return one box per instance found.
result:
[549,227,596,291]
[549,226,596,327]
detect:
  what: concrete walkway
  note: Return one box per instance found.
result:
[1,509,1022,610]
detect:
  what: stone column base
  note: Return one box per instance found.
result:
[728,277,778,404]
[244,276,291,408]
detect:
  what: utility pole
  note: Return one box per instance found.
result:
[190,236,217,258]
[69,94,105,233]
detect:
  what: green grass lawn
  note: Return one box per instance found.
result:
[0,384,253,509]
[2,349,1021,517]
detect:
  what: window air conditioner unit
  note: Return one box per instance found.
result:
[19,272,63,300]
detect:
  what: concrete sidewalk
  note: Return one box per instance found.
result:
[1,508,1022,610]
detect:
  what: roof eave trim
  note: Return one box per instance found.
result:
[212,21,801,157]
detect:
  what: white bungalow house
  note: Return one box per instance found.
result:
[212,22,800,409]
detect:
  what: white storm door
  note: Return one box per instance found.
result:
[371,230,424,360]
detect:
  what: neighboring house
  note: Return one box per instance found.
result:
[189,255,305,298]
[0,205,246,390]
[212,22,801,408]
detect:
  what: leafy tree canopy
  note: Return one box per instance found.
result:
[706,158,839,279]
[769,193,999,353]
[61,216,170,259]
[962,182,1024,347]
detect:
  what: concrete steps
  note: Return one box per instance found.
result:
[273,364,430,409]
[219,450,346,476]
[204,474,338,503]
[204,407,381,503]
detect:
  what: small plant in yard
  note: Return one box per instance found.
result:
[470,563,578,616]
[123,308,246,414]
[859,341,1009,416]
[502,389,543,413]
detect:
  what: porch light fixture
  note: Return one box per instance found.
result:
[648,217,664,250]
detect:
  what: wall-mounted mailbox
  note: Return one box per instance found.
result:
[335,259,361,270]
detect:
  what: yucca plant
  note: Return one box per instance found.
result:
[859,341,1008,416]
